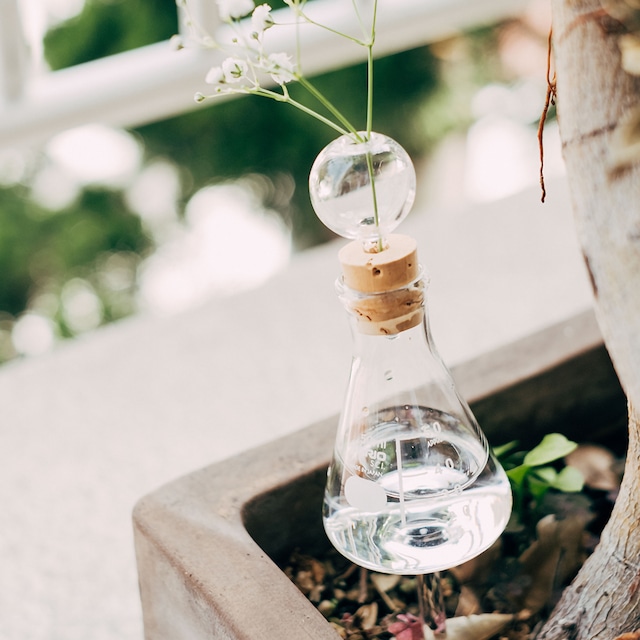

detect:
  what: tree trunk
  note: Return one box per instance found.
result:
[540,407,640,638]
[539,1,640,637]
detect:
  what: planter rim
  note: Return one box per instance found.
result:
[133,308,609,639]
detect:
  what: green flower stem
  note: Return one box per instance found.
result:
[296,76,362,140]
[365,150,383,252]
[366,47,374,137]
[254,87,352,138]
[288,4,369,47]
[365,0,381,250]
[366,0,377,137]
[297,18,367,45]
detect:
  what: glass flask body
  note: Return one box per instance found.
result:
[323,274,512,575]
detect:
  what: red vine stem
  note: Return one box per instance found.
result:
[538,27,557,203]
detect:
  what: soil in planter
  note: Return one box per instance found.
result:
[281,443,623,640]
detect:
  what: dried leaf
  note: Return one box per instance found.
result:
[355,602,378,630]
[317,599,336,617]
[310,557,326,583]
[371,573,401,592]
[371,573,402,612]
[423,613,514,640]
[309,583,324,602]
[454,585,482,617]
[294,570,316,594]
[449,538,502,586]
[518,513,590,612]
[565,444,620,491]
[345,586,364,602]
[518,515,561,613]
[553,514,590,583]
[329,621,348,639]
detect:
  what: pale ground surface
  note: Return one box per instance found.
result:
[0,175,594,640]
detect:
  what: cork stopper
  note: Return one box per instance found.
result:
[338,234,419,294]
[338,234,424,335]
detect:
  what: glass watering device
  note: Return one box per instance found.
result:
[309,132,512,636]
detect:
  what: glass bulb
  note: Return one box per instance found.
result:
[309,132,416,245]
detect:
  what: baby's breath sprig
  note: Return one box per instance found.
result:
[176,0,383,248]
[176,0,377,142]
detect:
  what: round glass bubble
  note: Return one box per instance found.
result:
[309,132,416,244]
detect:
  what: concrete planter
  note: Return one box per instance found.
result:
[133,309,627,640]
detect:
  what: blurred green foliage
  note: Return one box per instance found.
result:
[0,186,144,308]
[0,184,149,312]
[0,0,503,362]
[44,0,179,67]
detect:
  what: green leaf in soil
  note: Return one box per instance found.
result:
[492,440,519,458]
[528,468,555,501]
[506,464,530,485]
[550,465,585,493]
[523,433,578,467]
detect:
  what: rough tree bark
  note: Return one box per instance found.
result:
[539,0,640,638]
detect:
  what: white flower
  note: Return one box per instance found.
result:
[222,57,250,83]
[266,52,296,84]
[205,66,225,85]
[216,0,254,21]
[251,4,273,34]
[170,34,184,51]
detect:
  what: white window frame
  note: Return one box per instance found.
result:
[0,0,525,149]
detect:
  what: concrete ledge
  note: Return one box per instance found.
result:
[133,310,626,639]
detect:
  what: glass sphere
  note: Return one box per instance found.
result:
[309,132,416,244]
